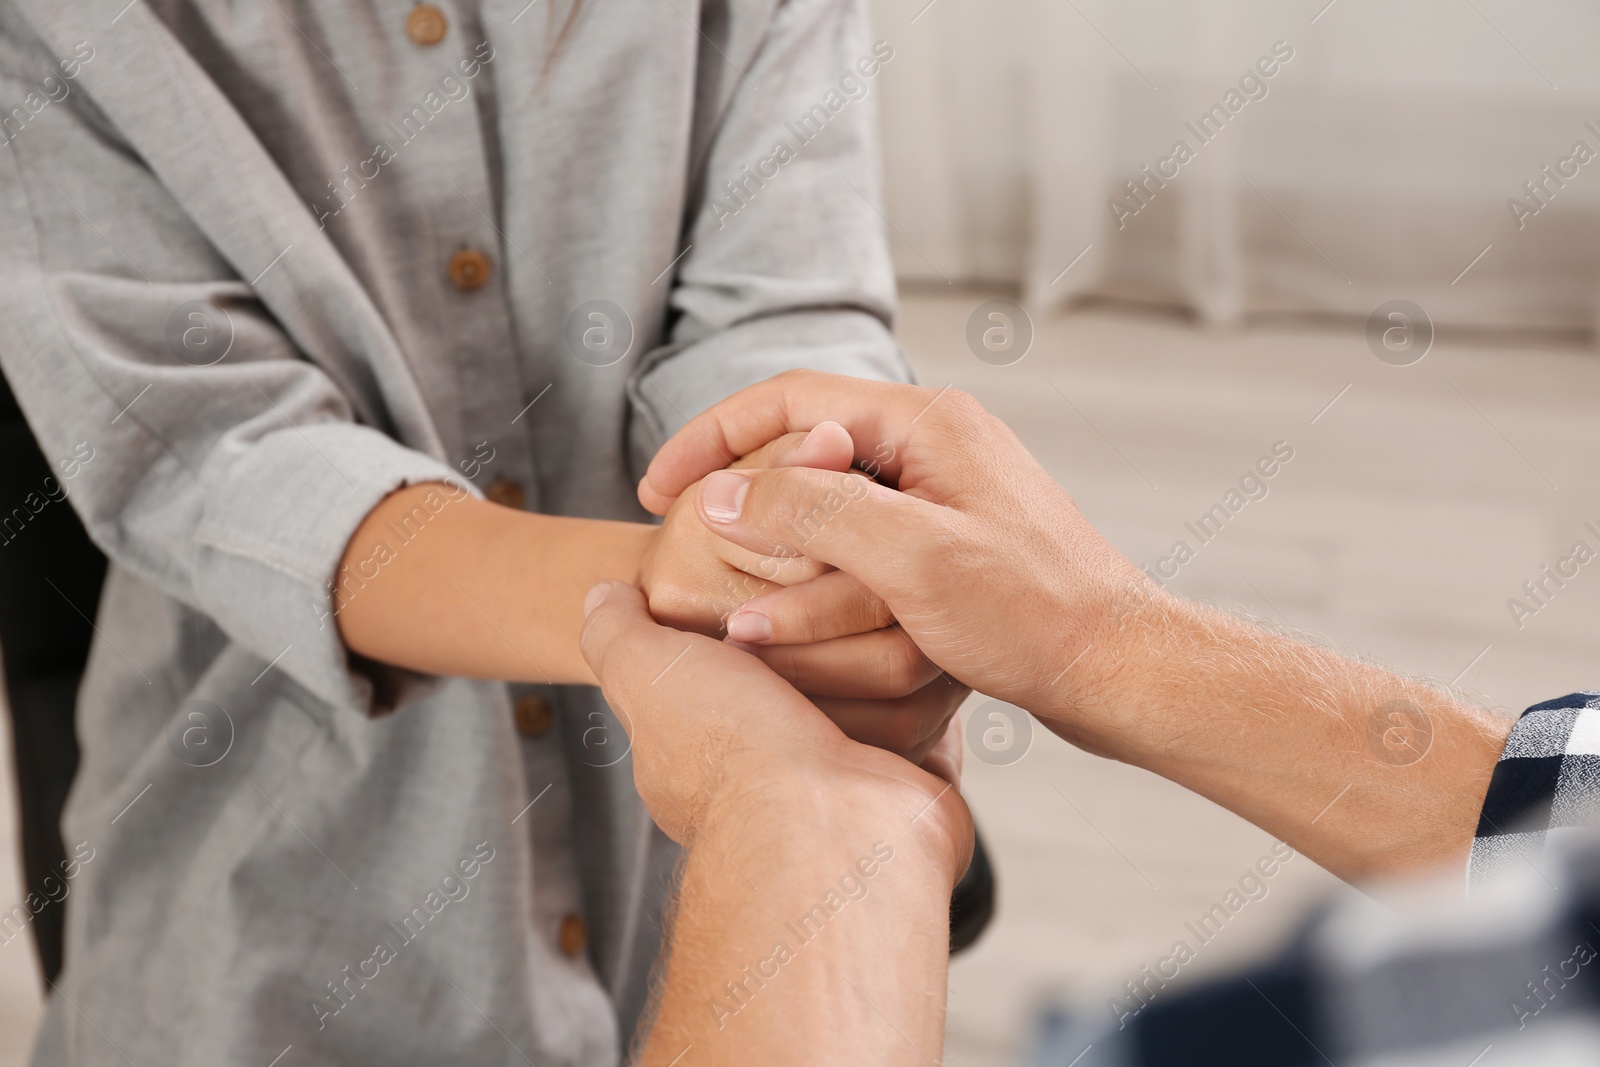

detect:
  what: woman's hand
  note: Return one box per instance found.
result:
[638,423,856,636]
[640,420,969,760]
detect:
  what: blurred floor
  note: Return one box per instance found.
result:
[909,290,1600,1065]
[2,292,1598,1064]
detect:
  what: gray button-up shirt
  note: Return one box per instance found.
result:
[0,0,908,1062]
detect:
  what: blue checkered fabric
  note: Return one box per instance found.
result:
[1028,694,1600,1067]
[1472,692,1600,885]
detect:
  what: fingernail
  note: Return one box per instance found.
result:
[701,470,750,524]
[726,610,773,643]
[804,421,846,452]
[583,581,615,618]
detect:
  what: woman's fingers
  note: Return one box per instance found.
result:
[647,565,781,638]
[696,421,859,593]
[707,421,860,594]
[729,420,856,475]
[648,554,849,638]
[692,465,945,598]
[717,542,831,591]
[742,625,941,699]
[725,569,893,644]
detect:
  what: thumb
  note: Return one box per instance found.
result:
[734,420,856,474]
[579,581,726,701]
[579,579,823,844]
[694,466,951,605]
[579,579,817,734]
[640,421,856,514]
[578,581,672,738]
[776,420,855,472]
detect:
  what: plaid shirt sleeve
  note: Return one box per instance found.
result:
[1027,694,1600,1067]
[1471,692,1600,885]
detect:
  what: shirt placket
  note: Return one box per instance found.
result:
[396,3,590,969]
[396,2,540,512]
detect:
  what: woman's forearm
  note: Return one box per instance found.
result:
[334,483,656,686]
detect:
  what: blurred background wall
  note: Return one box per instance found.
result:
[871,0,1600,333]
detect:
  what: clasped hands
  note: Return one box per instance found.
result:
[590,371,1513,1066]
[591,370,1137,890]
[634,416,969,769]
[598,370,1509,904]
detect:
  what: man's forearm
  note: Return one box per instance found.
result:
[640,775,955,1066]
[1067,589,1512,880]
[335,483,656,686]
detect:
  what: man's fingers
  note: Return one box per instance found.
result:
[726,570,892,645]
[811,675,966,762]
[918,714,964,789]
[581,581,785,722]
[580,581,699,714]
[745,627,940,699]
[638,372,941,514]
[693,466,948,604]
[579,581,867,846]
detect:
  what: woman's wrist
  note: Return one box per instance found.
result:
[335,483,660,685]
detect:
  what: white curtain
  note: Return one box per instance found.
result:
[868,0,1600,333]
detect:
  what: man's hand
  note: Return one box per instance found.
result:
[638,371,1512,881]
[579,578,970,857]
[580,579,969,1065]
[640,420,969,762]
[645,372,1136,733]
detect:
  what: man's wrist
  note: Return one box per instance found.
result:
[1028,575,1195,765]
[645,745,962,1064]
[698,750,969,893]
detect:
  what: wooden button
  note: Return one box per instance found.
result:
[514,694,553,738]
[485,479,524,510]
[447,248,492,291]
[558,914,587,959]
[405,5,448,46]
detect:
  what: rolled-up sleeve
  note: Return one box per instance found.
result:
[626,0,912,467]
[1469,691,1600,886]
[0,59,465,716]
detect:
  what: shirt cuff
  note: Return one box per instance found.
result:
[624,308,913,474]
[190,421,476,716]
[1469,691,1600,887]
